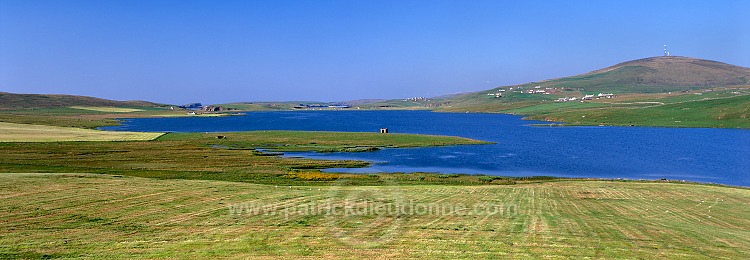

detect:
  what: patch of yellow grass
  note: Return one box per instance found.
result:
[285,171,342,181]
[0,122,164,142]
[70,106,145,113]
[284,171,373,181]
[163,113,228,117]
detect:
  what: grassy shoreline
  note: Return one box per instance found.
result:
[0,130,497,186]
[439,87,750,129]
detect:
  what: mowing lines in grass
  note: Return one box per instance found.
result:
[2,174,749,258]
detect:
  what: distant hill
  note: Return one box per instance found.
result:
[478,56,749,94]
[566,56,750,92]
[441,56,750,109]
[433,56,750,128]
[0,92,162,109]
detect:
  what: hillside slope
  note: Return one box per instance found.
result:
[528,93,750,128]
[0,92,161,109]
[567,56,750,93]
[447,56,750,104]
[434,56,750,128]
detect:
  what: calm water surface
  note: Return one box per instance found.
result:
[102,111,750,186]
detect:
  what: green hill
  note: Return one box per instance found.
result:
[528,93,750,128]
[559,56,750,93]
[0,92,174,129]
[0,92,161,110]
[437,57,750,128]
[445,56,750,107]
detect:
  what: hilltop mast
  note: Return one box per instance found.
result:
[664,45,667,56]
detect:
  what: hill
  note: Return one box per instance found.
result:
[0,92,178,129]
[526,92,750,128]
[0,92,162,109]
[436,57,750,128]
[447,56,750,104]
[565,56,750,93]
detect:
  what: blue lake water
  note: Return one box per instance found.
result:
[101,111,750,187]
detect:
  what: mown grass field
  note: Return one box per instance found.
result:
[0,122,164,142]
[1,173,747,258]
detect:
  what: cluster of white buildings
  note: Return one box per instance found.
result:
[485,85,615,102]
[486,87,514,98]
[488,86,562,98]
[404,97,431,102]
[556,93,615,102]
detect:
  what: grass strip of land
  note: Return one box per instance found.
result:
[0,130,492,185]
[69,106,145,113]
[0,173,747,259]
[158,131,493,152]
[0,122,164,142]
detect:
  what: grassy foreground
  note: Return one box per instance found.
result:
[1,173,747,258]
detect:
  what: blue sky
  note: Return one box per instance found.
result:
[1,0,748,105]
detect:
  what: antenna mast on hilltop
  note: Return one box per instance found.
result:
[664,45,670,56]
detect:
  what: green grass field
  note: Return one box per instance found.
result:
[431,56,750,128]
[436,87,750,128]
[158,131,493,152]
[530,93,750,128]
[1,173,747,258]
[0,122,164,142]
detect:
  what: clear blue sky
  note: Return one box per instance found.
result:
[1,0,748,105]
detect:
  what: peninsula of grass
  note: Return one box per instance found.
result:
[0,130,492,185]
[157,130,493,152]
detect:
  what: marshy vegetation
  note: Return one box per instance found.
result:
[0,130,494,185]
